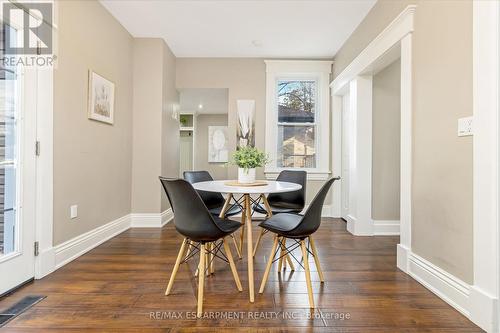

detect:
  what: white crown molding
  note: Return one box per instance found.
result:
[331,5,416,94]
[264,60,333,73]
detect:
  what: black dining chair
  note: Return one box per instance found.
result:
[159,177,243,318]
[184,170,243,259]
[253,170,307,258]
[258,177,339,309]
[184,171,241,218]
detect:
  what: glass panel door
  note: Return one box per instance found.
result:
[0,19,37,295]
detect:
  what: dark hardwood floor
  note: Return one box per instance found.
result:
[0,218,481,332]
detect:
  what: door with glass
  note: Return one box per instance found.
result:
[0,22,37,295]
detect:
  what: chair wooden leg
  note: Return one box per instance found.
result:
[278,237,285,271]
[219,194,233,219]
[253,228,265,257]
[165,238,187,295]
[285,241,295,271]
[210,242,215,274]
[184,243,192,260]
[223,237,242,291]
[202,243,211,276]
[259,235,279,294]
[231,234,242,259]
[197,243,206,318]
[238,202,247,255]
[300,240,315,308]
[309,236,324,282]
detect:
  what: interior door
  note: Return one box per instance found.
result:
[341,93,350,220]
[0,22,37,295]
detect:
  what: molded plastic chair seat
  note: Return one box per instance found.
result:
[253,203,302,215]
[258,213,303,236]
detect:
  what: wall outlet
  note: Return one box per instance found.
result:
[458,116,473,136]
[70,205,78,219]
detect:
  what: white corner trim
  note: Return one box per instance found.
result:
[373,220,400,235]
[408,252,470,317]
[131,209,173,228]
[54,214,131,269]
[396,244,410,273]
[331,5,416,94]
[264,169,331,181]
[472,1,500,332]
[469,286,498,333]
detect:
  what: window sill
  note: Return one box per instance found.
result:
[264,169,331,181]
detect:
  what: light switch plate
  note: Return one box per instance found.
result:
[458,117,473,136]
[70,205,78,219]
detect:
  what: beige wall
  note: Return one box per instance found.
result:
[334,0,473,283]
[54,0,133,245]
[195,114,229,180]
[132,38,179,213]
[161,42,180,212]
[176,58,330,204]
[131,39,163,214]
[372,60,401,221]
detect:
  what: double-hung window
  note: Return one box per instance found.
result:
[265,61,332,180]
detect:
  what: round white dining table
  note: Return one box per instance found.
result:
[192,180,302,303]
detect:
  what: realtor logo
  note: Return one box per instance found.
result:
[2,2,53,55]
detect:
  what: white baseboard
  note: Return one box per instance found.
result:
[54,214,131,269]
[345,214,374,235]
[408,252,470,317]
[469,285,498,332]
[373,219,400,235]
[161,208,174,226]
[131,208,173,228]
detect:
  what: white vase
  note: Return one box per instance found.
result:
[238,167,256,184]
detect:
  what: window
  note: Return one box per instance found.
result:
[277,79,317,168]
[265,61,332,180]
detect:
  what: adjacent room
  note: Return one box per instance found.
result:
[0,0,498,332]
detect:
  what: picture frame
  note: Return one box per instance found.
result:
[208,126,228,163]
[88,70,115,124]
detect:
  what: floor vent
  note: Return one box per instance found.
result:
[0,295,45,327]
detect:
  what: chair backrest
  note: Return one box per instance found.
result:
[183,171,225,209]
[289,177,339,237]
[267,170,307,209]
[159,177,224,240]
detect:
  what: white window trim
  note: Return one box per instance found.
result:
[264,60,332,180]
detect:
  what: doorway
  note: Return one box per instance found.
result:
[178,88,229,179]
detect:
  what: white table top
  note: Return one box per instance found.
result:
[192,180,302,194]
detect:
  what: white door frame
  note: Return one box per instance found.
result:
[330,5,415,271]
[33,67,54,279]
[470,1,500,332]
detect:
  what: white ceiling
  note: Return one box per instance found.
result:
[100,0,376,58]
[179,88,228,114]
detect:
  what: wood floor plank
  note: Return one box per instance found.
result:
[0,219,482,331]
